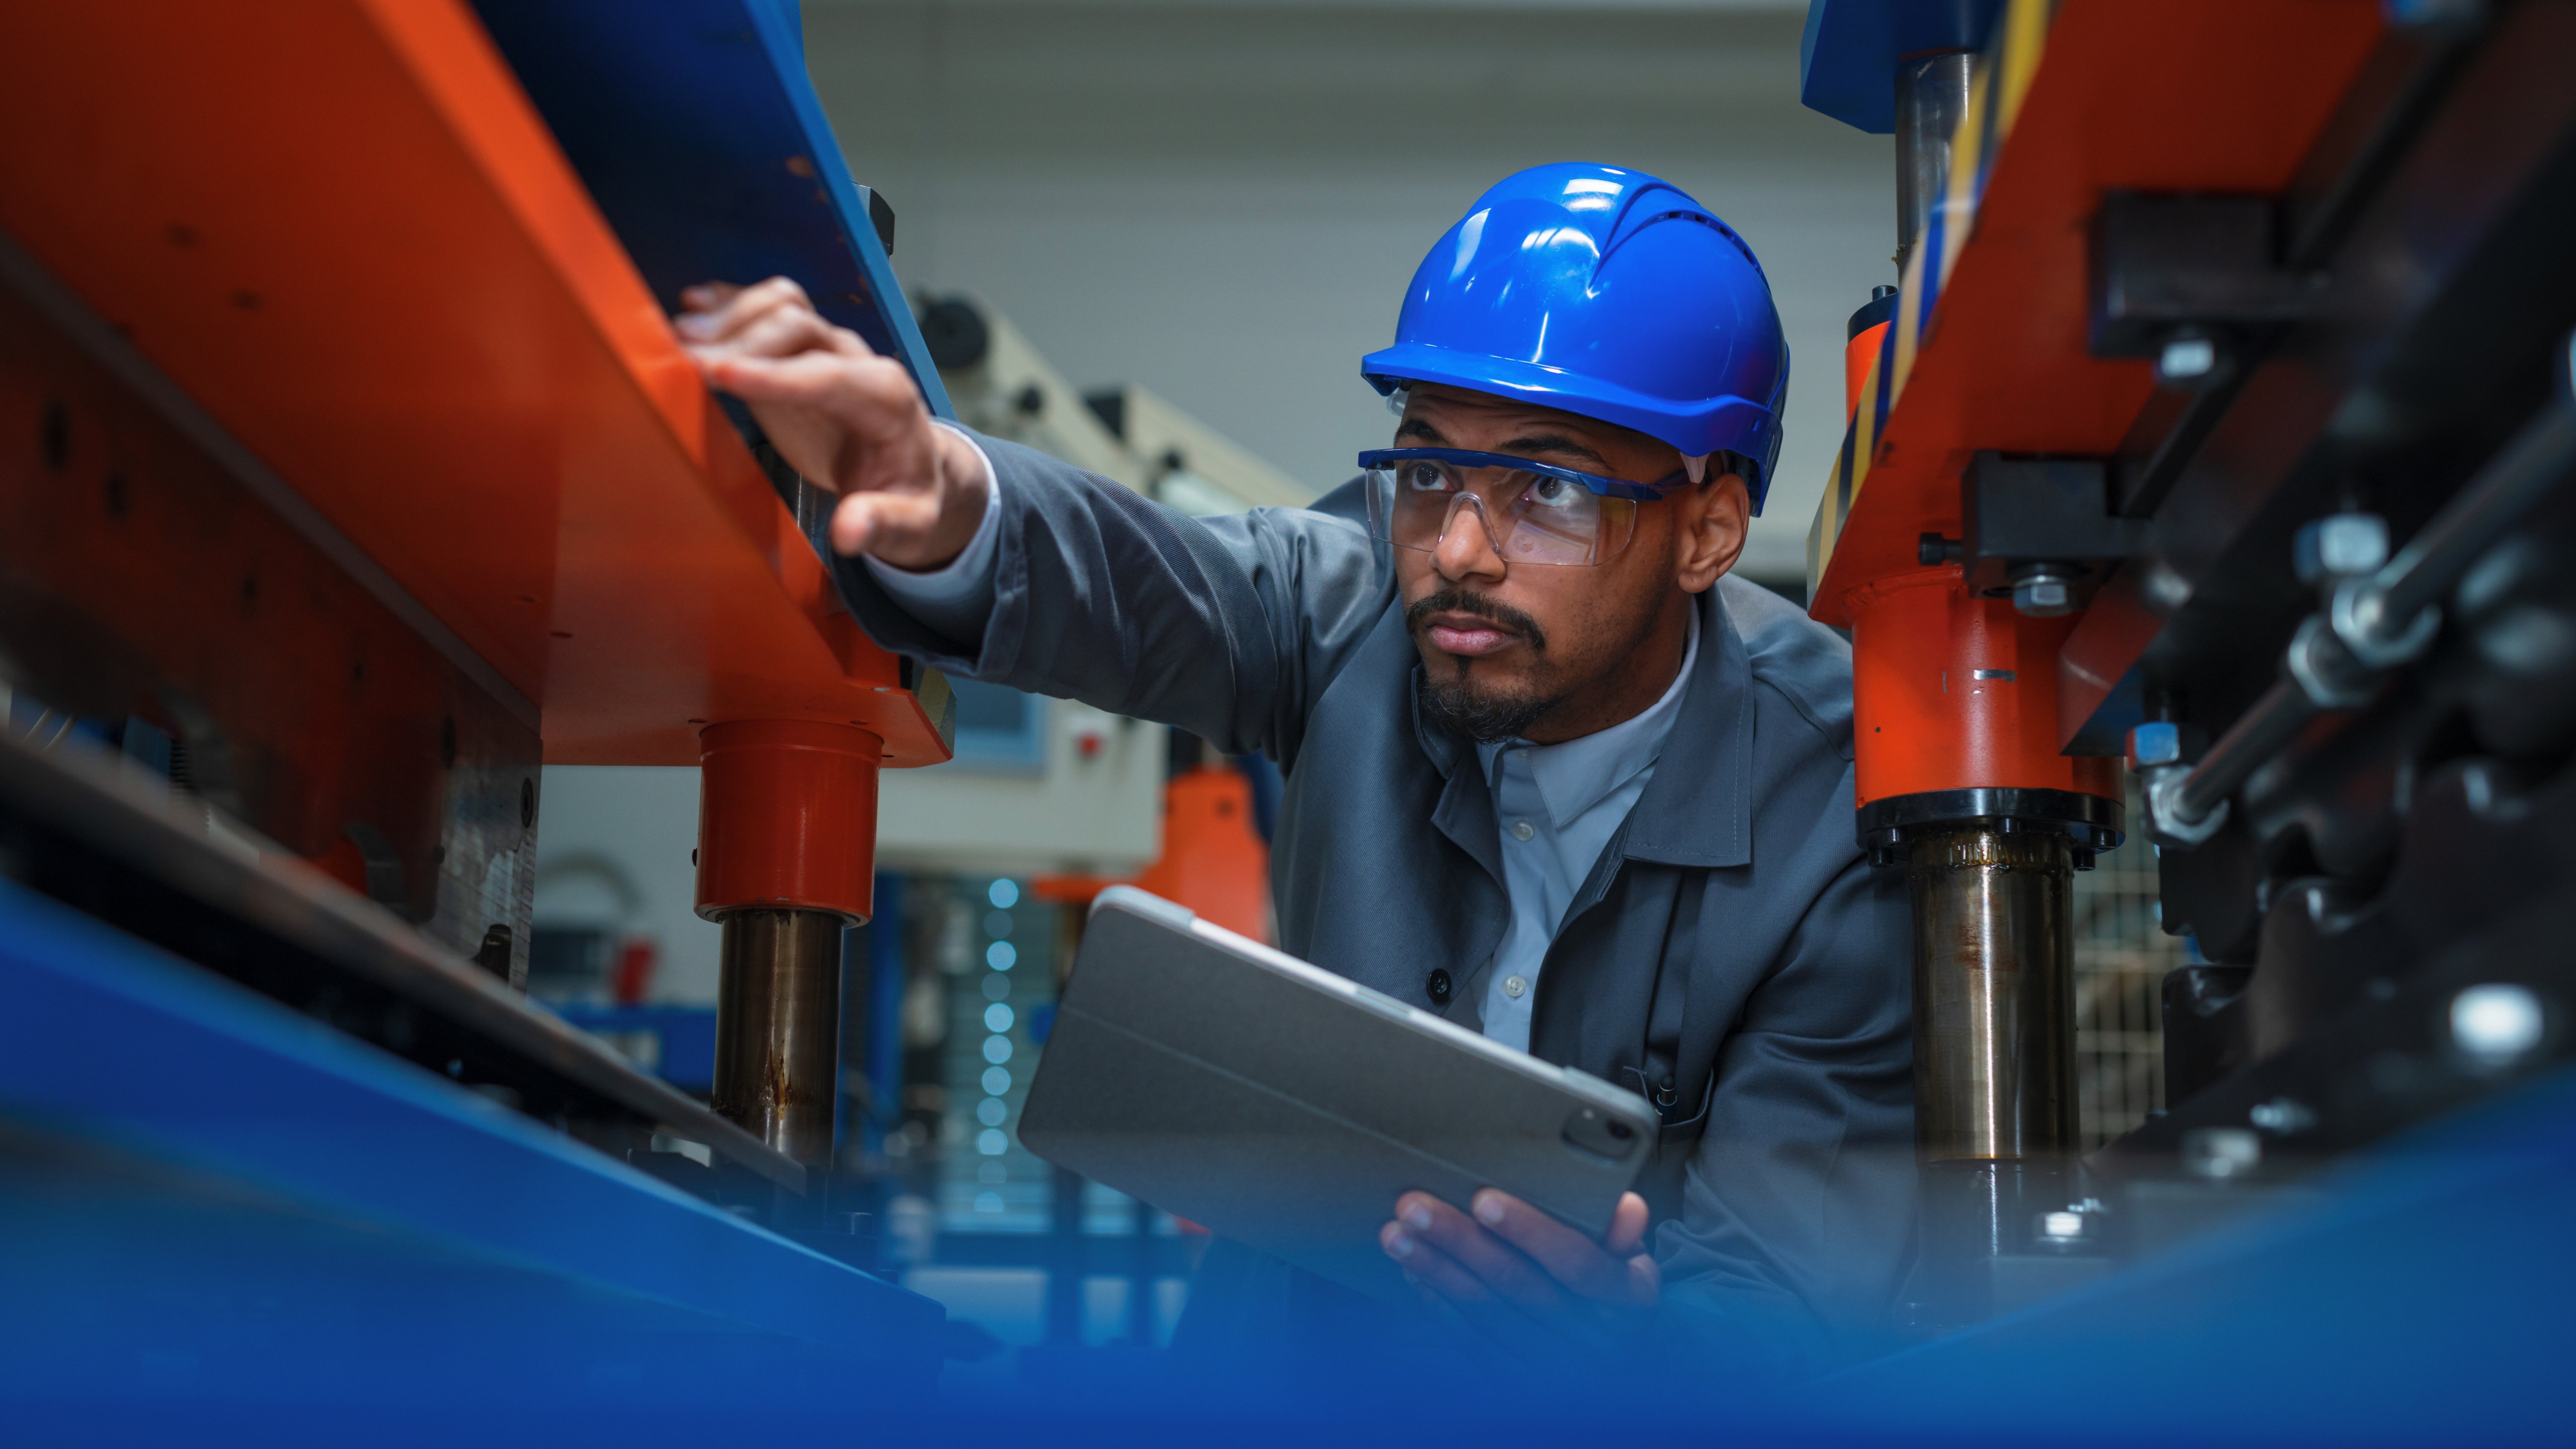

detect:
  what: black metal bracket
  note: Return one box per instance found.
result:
[2089,193,2325,359]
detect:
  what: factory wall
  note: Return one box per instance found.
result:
[799,0,1891,583]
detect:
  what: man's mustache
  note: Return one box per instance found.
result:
[1404,588,1549,655]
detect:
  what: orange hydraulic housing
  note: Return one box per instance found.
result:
[694,719,884,924]
[693,719,885,1169]
[1849,574,2121,835]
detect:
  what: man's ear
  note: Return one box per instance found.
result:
[1675,473,1749,593]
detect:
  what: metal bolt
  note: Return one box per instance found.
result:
[2294,512,2390,585]
[2011,565,2076,618]
[2248,1097,2317,1135]
[2450,983,2545,1068]
[2182,1126,2262,1180]
[2156,332,2219,385]
[2127,720,2183,770]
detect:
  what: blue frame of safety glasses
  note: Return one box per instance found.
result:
[1355,448,1692,500]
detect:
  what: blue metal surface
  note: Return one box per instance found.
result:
[1800,0,2005,133]
[4,853,2564,1434]
[546,1002,719,1091]
[0,875,942,1407]
[468,0,955,419]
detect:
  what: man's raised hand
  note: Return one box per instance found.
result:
[677,277,987,570]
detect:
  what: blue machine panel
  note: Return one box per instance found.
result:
[468,0,955,419]
[0,875,942,1410]
[1800,0,2006,133]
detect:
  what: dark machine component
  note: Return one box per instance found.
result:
[0,721,805,1195]
[2072,1,2576,1224]
[918,295,994,372]
[1959,453,2148,616]
[2088,192,2325,360]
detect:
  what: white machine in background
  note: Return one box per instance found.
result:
[878,293,1316,879]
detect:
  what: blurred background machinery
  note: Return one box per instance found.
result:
[1802,0,2576,1347]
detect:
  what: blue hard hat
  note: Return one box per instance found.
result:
[1361,163,1791,513]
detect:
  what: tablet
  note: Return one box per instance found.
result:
[1017,886,1656,1303]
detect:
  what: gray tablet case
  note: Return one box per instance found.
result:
[1017,886,1657,1303]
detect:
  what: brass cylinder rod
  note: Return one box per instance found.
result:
[711,907,847,1167]
[1906,825,2077,1162]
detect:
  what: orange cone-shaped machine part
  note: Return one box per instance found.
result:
[694,719,883,922]
[1135,766,1272,942]
[1849,573,2121,810]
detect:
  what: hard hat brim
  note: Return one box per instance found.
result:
[1361,341,1781,513]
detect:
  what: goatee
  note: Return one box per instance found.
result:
[1419,673,1563,743]
[1405,587,1561,742]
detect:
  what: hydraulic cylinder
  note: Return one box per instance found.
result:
[694,719,883,1169]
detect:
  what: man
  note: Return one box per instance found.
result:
[681,164,1913,1370]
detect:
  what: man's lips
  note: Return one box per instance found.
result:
[1422,614,1521,658]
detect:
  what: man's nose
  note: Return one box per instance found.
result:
[1430,494,1507,585]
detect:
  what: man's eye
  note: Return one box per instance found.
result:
[1404,464,1452,492]
[1526,476,1583,510]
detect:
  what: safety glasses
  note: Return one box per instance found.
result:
[1357,448,1688,567]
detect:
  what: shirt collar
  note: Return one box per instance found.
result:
[1477,605,1700,830]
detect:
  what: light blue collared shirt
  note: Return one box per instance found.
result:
[867,441,1700,1054]
[1469,605,1696,1052]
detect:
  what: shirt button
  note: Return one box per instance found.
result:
[1426,969,1453,1005]
[1503,975,1527,999]
[1511,820,1536,842]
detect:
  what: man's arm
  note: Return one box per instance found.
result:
[678,278,1389,764]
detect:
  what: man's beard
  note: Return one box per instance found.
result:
[1407,588,1564,743]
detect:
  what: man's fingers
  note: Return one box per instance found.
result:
[828,488,946,561]
[678,282,739,312]
[675,275,814,344]
[1388,1227,1565,1364]
[1393,1192,1570,1311]
[1381,1221,1493,1302]
[694,350,920,438]
[1605,1191,1652,1258]
[1469,1189,1651,1306]
[699,303,846,365]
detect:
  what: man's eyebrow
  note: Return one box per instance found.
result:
[1496,433,1607,468]
[1394,418,1447,445]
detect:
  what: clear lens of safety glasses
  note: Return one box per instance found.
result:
[1362,458,1641,567]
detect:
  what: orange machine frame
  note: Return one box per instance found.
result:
[0,2,948,772]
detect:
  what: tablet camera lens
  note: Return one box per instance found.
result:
[1608,1121,1633,1141]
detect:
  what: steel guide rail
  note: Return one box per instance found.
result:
[0,723,804,1193]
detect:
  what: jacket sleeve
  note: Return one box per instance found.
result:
[830,429,1391,773]
[1654,847,1917,1379]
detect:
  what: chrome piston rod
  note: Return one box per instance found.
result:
[1907,826,2079,1161]
[711,907,845,1167]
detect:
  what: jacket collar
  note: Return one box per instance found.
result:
[1620,586,1753,868]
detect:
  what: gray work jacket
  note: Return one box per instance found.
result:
[832,431,1916,1372]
